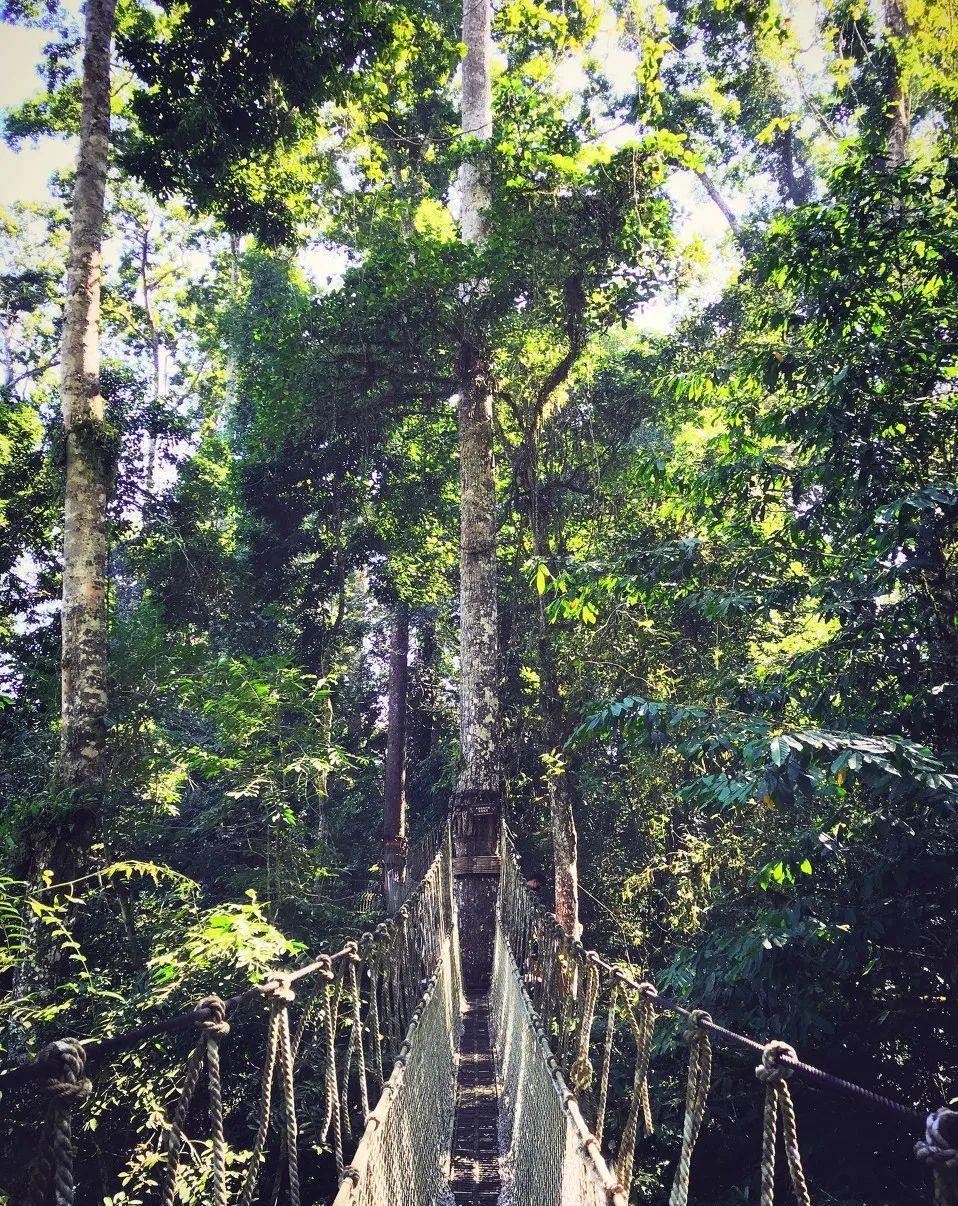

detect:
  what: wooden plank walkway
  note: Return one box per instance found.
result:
[448,994,502,1205]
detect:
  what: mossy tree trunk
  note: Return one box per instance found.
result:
[453,0,502,992]
[383,604,410,913]
[55,0,118,874]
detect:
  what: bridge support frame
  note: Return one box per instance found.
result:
[451,787,501,993]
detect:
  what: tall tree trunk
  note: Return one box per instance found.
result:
[9,0,118,1047]
[139,220,163,499]
[383,604,409,914]
[56,0,117,860]
[884,0,910,168]
[412,612,437,766]
[529,475,580,937]
[695,168,742,242]
[453,0,502,991]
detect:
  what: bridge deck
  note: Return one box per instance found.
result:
[448,994,502,1205]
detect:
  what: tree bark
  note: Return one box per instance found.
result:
[56,0,117,834]
[453,0,502,992]
[884,0,910,168]
[695,168,742,242]
[383,604,409,914]
[528,472,580,937]
[8,0,117,1042]
[412,612,437,765]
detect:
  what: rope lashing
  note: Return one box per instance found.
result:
[668,1009,713,1206]
[755,1040,812,1206]
[916,1108,958,1206]
[159,995,230,1206]
[569,957,601,1092]
[616,982,658,1200]
[24,1037,91,1206]
[346,943,370,1120]
[594,982,619,1147]
[237,974,301,1206]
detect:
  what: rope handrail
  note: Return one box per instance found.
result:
[0,945,357,1092]
[496,823,958,1204]
[500,827,928,1126]
[5,825,458,1206]
[586,950,926,1127]
[1,827,454,1094]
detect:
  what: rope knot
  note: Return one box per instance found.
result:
[756,1040,797,1086]
[265,973,296,1005]
[682,1009,712,1044]
[39,1037,87,1082]
[43,1075,93,1102]
[343,940,360,963]
[916,1109,958,1170]
[569,1055,594,1092]
[636,981,658,1000]
[197,995,230,1038]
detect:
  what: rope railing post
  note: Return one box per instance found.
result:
[916,1108,958,1205]
[667,1009,713,1206]
[569,957,601,1092]
[755,1040,812,1206]
[24,1038,91,1206]
[594,981,619,1146]
[616,983,657,1200]
[158,995,230,1206]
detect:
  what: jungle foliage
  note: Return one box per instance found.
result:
[0,0,955,1201]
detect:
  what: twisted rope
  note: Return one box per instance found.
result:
[916,1108,958,1205]
[364,937,385,1092]
[322,962,345,1180]
[270,974,301,1206]
[668,1009,713,1206]
[291,964,330,1064]
[594,983,619,1146]
[347,945,370,1119]
[237,989,282,1206]
[158,995,229,1206]
[755,1040,812,1206]
[569,957,601,1092]
[203,998,230,1206]
[24,1037,91,1206]
[616,983,657,1199]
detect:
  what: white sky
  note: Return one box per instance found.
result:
[0,10,741,334]
[0,22,74,204]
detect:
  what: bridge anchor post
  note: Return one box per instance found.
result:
[451,787,501,993]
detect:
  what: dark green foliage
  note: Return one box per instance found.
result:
[0,1,955,1202]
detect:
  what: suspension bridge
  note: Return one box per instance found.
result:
[3,824,956,1206]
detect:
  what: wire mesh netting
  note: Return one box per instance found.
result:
[332,915,463,1206]
[10,826,463,1206]
[489,918,625,1206]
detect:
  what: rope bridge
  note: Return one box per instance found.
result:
[3,824,955,1206]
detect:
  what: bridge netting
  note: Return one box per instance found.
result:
[490,912,625,1205]
[332,854,462,1206]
